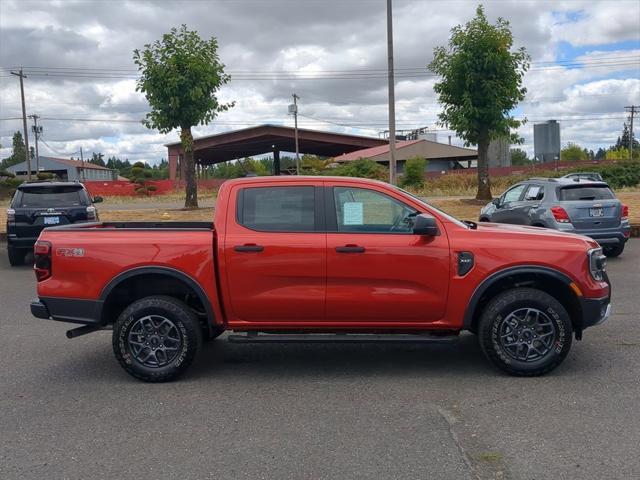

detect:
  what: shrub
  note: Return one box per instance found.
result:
[401,156,427,188]
[329,158,388,181]
[0,169,16,178]
[566,161,640,189]
[36,172,55,180]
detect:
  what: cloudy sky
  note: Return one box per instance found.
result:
[1,0,639,165]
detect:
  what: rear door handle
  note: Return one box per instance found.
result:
[335,245,365,253]
[234,244,264,253]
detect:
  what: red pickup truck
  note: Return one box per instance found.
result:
[30,176,611,382]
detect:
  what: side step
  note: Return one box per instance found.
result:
[228,332,458,344]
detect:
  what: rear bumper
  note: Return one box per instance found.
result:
[30,297,104,325]
[7,235,39,249]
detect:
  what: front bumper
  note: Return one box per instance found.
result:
[580,296,612,329]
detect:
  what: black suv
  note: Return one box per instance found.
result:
[6,181,102,266]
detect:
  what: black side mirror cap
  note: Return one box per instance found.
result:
[491,197,501,206]
[413,214,440,236]
[92,196,103,203]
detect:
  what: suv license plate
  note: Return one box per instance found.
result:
[589,208,604,217]
[44,216,60,225]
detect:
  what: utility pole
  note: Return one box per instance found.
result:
[625,106,638,159]
[29,114,42,173]
[10,69,31,180]
[386,0,397,185]
[292,93,301,175]
[79,147,84,182]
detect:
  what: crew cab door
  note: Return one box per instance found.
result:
[325,185,450,323]
[223,183,326,323]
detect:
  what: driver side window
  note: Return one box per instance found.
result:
[333,187,417,233]
[502,184,526,204]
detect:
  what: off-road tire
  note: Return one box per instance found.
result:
[478,288,573,376]
[8,246,25,266]
[603,244,624,258]
[113,296,202,382]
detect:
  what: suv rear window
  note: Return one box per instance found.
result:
[238,186,316,231]
[558,185,615,201]
[15,186,86,208]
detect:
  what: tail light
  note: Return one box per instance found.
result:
[551,206,571,224]
[34,240,52,281]
[621,204,629,221]
[7,208,15,224]
[86,205,96,220]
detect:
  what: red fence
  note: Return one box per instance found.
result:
[84,179,225,197]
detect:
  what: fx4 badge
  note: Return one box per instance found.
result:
[56,247,85,257]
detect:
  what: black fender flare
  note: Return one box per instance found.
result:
[99,266,215,330]
[462,265,576,330]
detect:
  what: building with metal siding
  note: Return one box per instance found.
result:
[534,120,561,163]
[6,156,117,181]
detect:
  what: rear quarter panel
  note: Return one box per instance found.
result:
[37,229,224,323]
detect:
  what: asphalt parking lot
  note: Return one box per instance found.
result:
[1,241,639,480]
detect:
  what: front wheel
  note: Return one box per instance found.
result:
[478,288,572,376]
[113,296,202,382]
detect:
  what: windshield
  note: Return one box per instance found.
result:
[17,186,85,208]
[394,186,469,228]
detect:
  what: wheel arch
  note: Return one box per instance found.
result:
[99,266,216,334]
[463,266,584,338]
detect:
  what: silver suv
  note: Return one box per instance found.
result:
[479,177,630,257]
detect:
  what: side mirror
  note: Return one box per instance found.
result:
[92,196,103,203]
[412,214,440,236]
[491,197,501,207]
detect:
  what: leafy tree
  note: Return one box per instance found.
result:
[615,123,639,151]
[134,25,234,208]
[401,156,427,188]
[510,148,531,166]
[595,148,607,160]
[90,152,106,167]
[0,131,27,170]
[428,5,530,200]
[561,143,589,161]
[606,147,639,161]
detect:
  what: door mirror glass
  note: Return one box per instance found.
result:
[92,196,103,203]
[412,214,440,236]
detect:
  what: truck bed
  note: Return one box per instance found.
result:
[45,221,214,231]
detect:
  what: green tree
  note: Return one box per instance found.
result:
[615,123,639,151]
[561,143,589,161]
[330,158,388,181]
[90,152,106,167]
[510,148,531,166]
[134,25,234,208]
[0,131,27,170]
[428,5,530,200]
[401,156,427,188]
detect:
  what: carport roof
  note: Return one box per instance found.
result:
[165,124,388,164]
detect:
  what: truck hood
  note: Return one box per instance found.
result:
[475,222,598,247]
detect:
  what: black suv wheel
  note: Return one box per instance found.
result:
[8,246,26,266]
[113,296,202,382]
[478,288,573,376]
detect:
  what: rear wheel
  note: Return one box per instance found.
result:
[113,296,202,382]
[478,288,572,376]
[603,243,624,257]
[8,246,26,266]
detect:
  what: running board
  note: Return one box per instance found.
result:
[227,333,457,344]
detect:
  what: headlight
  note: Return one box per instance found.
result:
[588,247,606,281]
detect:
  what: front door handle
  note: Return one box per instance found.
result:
[335,245,365,253]
[234,244,264,253]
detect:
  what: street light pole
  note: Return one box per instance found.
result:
[386,0,397,185]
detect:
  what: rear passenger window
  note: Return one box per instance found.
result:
[238,186,316,232]
[524,185,544,201]
[559,186,615,201]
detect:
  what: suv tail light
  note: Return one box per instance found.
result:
[34,240,52,281]
[86,205,96,220]
[621,204,629,220]
[551,206,571,224]
[7,208,15,223]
